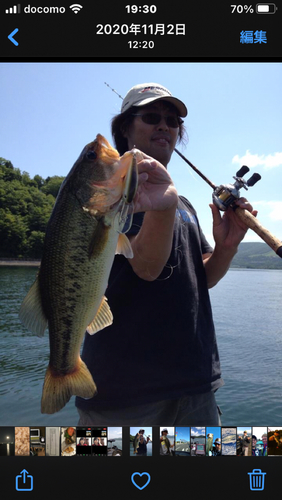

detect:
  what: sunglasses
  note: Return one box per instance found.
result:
[132,112,183,128]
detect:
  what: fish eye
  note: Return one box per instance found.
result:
[86,150,97,160]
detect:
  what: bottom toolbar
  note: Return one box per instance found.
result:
[1,425,282,457]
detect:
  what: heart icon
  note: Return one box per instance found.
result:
[131,472,151,490]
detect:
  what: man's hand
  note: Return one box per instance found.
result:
[204,198,258,288]
[209,197,258,250]
[133,150,178,213]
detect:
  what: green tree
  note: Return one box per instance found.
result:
[26,231,46,259]
[33,174,45,189]
[0,157,64,259]
[0,209,28,257]
[0,157,21,182]
[41,176,64,198]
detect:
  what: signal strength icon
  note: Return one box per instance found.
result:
[5,3,21,13]
[69,4,83,14]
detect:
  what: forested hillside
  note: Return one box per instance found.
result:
[231,242,282,270]
[0,157,64,259]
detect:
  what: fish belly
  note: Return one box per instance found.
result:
[39,192,118,413]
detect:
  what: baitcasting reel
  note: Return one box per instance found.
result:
[212,165,261,211]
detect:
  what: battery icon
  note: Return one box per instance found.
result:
[256,3,277,13]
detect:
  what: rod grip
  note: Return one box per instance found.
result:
[234,207,282,258]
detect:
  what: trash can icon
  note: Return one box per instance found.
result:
[248,469,266,491]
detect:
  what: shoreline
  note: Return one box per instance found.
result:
[0,260,41,267]
[0,260,281,270]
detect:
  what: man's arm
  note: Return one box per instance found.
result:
[203,200,257,288]
[127,153,178,281]
[129,203,177,281]
[203,247,237,289]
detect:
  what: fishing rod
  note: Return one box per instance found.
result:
[104,82,282,258]
[174,149,282,258]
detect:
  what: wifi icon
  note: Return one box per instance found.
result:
[69,4,83,13]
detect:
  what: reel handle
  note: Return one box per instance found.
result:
[234,206,282,258]
[236,165,249,177]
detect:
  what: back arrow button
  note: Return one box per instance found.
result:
[8,28,19,46]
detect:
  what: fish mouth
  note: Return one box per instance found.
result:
[108,150,138,211]
[106,151,138,235]
[94,134,120,165]
[89,149,138,214]
[120,150,138,204]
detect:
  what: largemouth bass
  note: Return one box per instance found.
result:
[161,436,171,454]
[206,435,213,455]
[19,134,138,414]
[133,434,140,454]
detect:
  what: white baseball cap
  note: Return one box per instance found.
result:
[121,82,187,117]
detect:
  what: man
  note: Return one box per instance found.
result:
[160,428,174,456]
[261,433,268,456]
[211,438,221,456]
[268,430,282,455]
[238,431,251,456]
[135,429,150,456]
[255,439,265,456]
[76,82,256,426]
[252,435,260,456]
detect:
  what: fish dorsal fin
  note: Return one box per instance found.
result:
[87,296,113,335]
[115,233,133,259]
[19,276,48,337]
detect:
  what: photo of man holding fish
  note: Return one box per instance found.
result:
[0,62,277,428]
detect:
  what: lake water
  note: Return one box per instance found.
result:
[0,267,281,426]
[107,438,122,450]
[209,268,282,426]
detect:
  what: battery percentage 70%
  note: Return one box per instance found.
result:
[231,4,254,12]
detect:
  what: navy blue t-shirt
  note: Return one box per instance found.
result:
[76,196,223,410]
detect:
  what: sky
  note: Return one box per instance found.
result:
[130,427,152,438]
[191,426,205,437]
[107,427,122,440]
[159,426,174,436]
[206,427,221,442]
[175,427,190,442]
[237,427,251,435]
[0,427,14,443]
[252,427,267,440]
[0,62,281,246]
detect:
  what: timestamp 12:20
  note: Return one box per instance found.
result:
[128,40,155,49]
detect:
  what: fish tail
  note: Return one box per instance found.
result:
[41,358,97,414]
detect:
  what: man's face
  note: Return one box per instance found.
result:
[252,438,257,448]
[123,101,180,167]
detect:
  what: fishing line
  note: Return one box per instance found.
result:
[104,82,124,101]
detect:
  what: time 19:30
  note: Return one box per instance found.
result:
[125,5,157,14]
